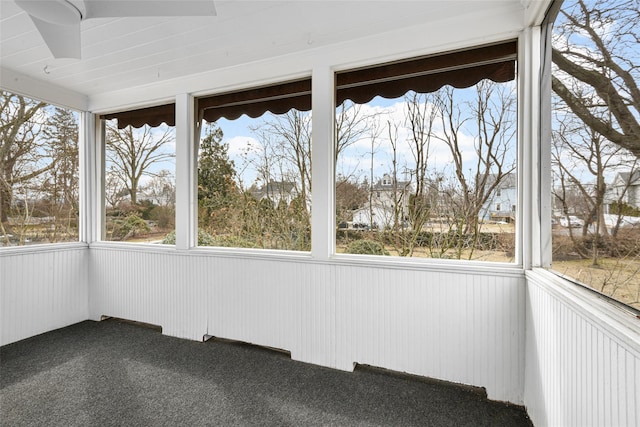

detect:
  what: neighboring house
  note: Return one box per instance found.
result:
[605,171,640,211]
[479,173,517,222]
[351,205,387,229]
[371,174,414,210]
[352,173,414,229]
[251,181,299,207]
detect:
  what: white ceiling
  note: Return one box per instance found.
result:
[1,1,538,100]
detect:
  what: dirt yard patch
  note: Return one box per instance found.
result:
[551,258,640,310]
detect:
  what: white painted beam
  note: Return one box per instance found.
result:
[0,67,88,110]
[311,66,335,260]
[175,93,196,250]
[518,27,543,269]
[87,5,524,114]
[78,112,96,243]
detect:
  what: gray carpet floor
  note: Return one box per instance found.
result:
[1,319,532,426]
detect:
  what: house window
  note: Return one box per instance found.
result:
[100,105,176,243]
[335,42,518,261]
[496,204,502,212]
[548,0,640,310]
[1,91,79,246]
[195,79,312,251]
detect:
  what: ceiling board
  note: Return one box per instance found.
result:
[1,0,535,100]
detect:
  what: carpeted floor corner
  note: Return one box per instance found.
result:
[1,319,532,426]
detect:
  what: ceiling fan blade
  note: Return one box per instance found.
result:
[30,15,81,59]
[84,0,216,19]
[15,0,81,25]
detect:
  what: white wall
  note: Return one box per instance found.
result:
[5,241,640,424]
[0,244,89,346]
[88,246,526,404]
[525,269,640,427]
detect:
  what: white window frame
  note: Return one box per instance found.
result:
[0,91,87,250]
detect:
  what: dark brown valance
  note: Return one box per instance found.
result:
[198,79,312,123]
[99,42,515,129]
[336,40,517,105]
[102,103,175,129]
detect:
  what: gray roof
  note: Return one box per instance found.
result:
[372,174,413,192]
[615,171,640,185]
[251,181,298,199]
[484,172,517,190]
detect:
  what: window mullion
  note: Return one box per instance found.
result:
[79,111,97,243]
[175,93,196,250]
[311,66,336,260]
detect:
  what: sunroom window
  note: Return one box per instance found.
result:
[1,91,80,246]
[548,0,640,310]
[100,105,176,244]
[195,79,312,251]
[334,42,518,261]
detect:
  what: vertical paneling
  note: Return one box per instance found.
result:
[524,272,640,427]
[6,245,638,421]
[334,269,526,403]
[0,246,89,346]
[89,249,207,341]
[88,247,526,403]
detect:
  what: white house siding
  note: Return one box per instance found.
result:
[524,270,640,427]
[87,246,526,404]
[605,172,640,210]
[630,185,640,208]
[0,245,89,346]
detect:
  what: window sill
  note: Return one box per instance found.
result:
[0,241,88,257]
[526,268,640,351]
[89,241,313,262]
[87,241,522,276]
[90,241,177,253]
[330,253,523,277]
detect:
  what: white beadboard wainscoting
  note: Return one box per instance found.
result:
[88,246,526,404]
[3,244,640,424]
[0,244,89,346]
[524,269,640,427]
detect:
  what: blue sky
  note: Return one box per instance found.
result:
[212,84,518,191]
[104,82,518,192]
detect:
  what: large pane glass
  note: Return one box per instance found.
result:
[1,91,79,246]
[103,120,176,243]
[550,0,640,309]
[336,79,517,262]
[197,110,311,251]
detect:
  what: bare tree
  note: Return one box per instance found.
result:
[104,167,128,209]
[142,169,175,207]
[387,119,404,230]
[374,93,440,257]
[42,107,79,241]
[552,0,640,157]
[335,174,367,226]
[405,92,438,233]
[335,100,383,164]
[253,110,312,214]
[106,124,175,206]
[551,108,629,264]
[335,101,382,230]
[434,81,517,258]
[0,92,47,225]
[366,120,384,231]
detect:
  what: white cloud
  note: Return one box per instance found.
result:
[337,96,505,183]
[225,135,261,157]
